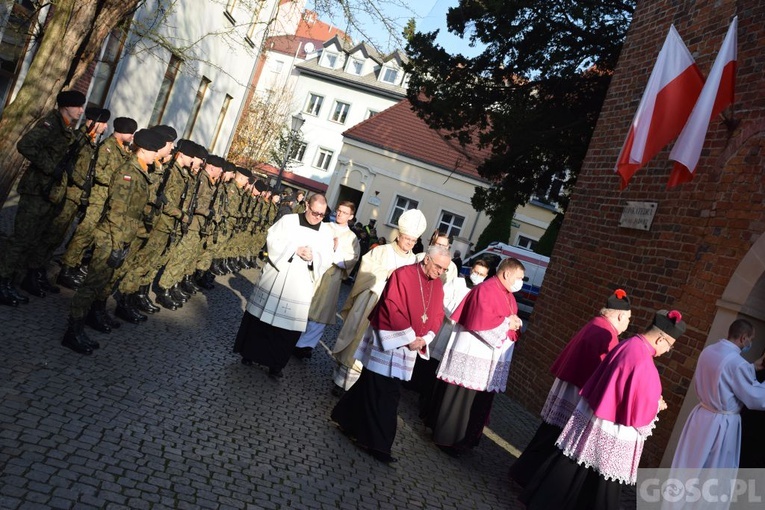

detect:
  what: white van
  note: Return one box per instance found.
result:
[460,242,549,318]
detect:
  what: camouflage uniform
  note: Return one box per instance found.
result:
[61,136,130,268]
[0,110,79,278]
[70,155,152,319]
[160,168,215,289]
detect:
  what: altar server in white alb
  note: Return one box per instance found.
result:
[233,194,334,379]
[293,200,360,359]
[671,319,765,469]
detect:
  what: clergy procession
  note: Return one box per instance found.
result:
[4,88,765,510]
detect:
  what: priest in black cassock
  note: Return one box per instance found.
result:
[331,245,451,463]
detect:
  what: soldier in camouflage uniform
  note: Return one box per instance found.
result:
[0,90,86,307]
[293,190,306,214]
[118,139,196,317]
[158,154,223,306]
[110,125,176,324]
[208,163,238,275]
[58,117,137,289]
[40,107,110,277]
[63,129,166,354]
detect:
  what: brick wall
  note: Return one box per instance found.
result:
[508,0,765,467]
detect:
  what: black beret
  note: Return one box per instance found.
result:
[235,166,253,178]
[205,155,226,168]
[253,180,268,192]
[57,90,86,107]
[85,107,110,123]
[112,117,137,134]
[223,161,237,173]
[606,289,630,311]
[653,310,687,340]
[190,142,208,160]
[152,124,177,142]
[175,139,195,155]
[133,129,166,151]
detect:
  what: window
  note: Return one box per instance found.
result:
[366,109,379,119]
[224,0,237,24]
[348,58,363,75]
[314,148,333,170]
[86,26,127,107]
[246,1,266,44]
[289,142,307,162]
[209,94,232,153]
[516,235,539,251]
[321,51,337,69]
[389,196,419,225]
[330,101,350,124]
[304,93,324,116]
[438,211,465,237]
[183,76,211,139]
[149,55,182,126]
[381,67,398,84]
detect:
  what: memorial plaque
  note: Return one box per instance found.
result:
[619,201,657,231]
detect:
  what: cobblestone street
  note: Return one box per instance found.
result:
[0,265,636,509]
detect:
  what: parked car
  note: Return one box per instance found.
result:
[461,242,550,319]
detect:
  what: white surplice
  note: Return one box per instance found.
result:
[671,339,765,469]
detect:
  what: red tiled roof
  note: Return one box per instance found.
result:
[255,162,328,193]
[342,99,493,181]
[265,35,326,59]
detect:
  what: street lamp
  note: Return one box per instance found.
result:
[274,112,305,194]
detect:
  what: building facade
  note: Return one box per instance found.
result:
[508,0,765,469]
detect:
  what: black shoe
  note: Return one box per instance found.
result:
[135,285,159,314]
[128,294,148,321]
[155,287,179,311]
[268,367,284,380]
[210,260,225,276]
[293,347,313,359]
[35,268,60,294]
[331,385,345,397]
[57,265,84,290]
[20,269,45,298]
[180,276,197,295]
[62,317,93,355]
[169,284,188,303]
[0,277,19,307]
[199,271,216,290]
[85,300,111,334]
[241,358,253,366]
[185,275,200,293]
[103,306,121,329]
[115,294,146,324]
[368,449,397,464]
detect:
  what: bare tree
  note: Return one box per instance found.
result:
[228,87,295,167]
[0,0,143,207]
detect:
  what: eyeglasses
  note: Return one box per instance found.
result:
[308,208,325,218]
[471,271,488,278]
[660,334,675,351]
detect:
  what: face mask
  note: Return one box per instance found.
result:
[510,279,524,293]
[469,273,486,285]
[741,339,752,354]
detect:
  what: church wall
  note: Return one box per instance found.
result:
[508,0,765,467]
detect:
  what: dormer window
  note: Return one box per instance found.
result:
[347,58,363,75]
[322,51,338,69]
[381,67,398,84]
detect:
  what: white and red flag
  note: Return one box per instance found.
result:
[615,25,704,189]
[668,17,737,188]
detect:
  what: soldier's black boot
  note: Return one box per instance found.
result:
[180,275,197,295]
[5,274,29,304]
[0,277,19,307]
[62,317,94,355]
[115,293,145,324]
[186,274,201,293]
[103,303,121,329]
[194,270,214,290]
[128,294,148,321]
[57,265,84,290]
[35,267,60,294]
[20,268,46,297]
[135,285,159,314]
[155,287,179,311]
[203,270,216,288]
[85,300,111,335]
[170,283,189,303]
[210,259,225,276]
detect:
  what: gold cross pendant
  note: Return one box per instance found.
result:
[421,313,428,323]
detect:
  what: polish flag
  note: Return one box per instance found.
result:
[668,17,737,188]
[615,26,704,190]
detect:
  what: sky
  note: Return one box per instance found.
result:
[306,0,484,57]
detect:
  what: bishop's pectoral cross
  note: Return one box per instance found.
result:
[421,312,428,323]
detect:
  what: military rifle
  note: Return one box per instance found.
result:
[44,130,86,198]
[75,133,103,223]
